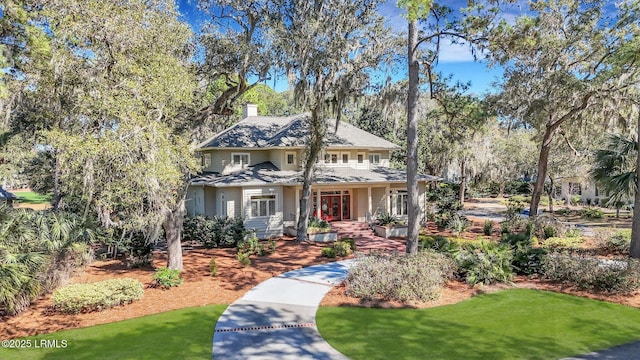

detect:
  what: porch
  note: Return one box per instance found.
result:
[330,221,406,252]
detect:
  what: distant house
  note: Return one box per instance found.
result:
[187,104,439,238]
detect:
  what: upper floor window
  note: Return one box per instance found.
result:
[232,153,249,168]
[286,152,296,165]
[324,152,338,164]
[341,153,349,164]
[369,153,380,165]
[250,195,276,218]
[202,153,212,168]
[357,153,364,164]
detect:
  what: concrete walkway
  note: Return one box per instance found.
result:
[212,260,354,359]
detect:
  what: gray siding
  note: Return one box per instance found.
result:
[243,187,284,239]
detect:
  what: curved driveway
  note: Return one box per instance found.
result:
[212,260,353,360]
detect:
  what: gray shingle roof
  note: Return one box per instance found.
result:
[198,114,401,150]
[190,162,440,188]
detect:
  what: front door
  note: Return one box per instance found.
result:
[321,195,341,221]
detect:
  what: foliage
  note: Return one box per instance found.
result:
[433,193,464,228]
[152,268,183,289]
[183,215,246,248]
[339,237,356,252]
[500,232,545,275]
[581,207,604,219]
[0,208,95,315]
[333,241,353,258]
[209,258,218,277]
[345,251,456,303]
[321,247,336,258]
[483,220,494,236]
[591,134,637,208]
[597,229,631,254]
[268,239,277,253]
[52,278,143,314]
[541,237,584,249]
[446,215,470,237]
[543,255,640,293]
[307,217,331,233]
[453,241,514,285]
[236,252,251,266]
[375,212,398,226]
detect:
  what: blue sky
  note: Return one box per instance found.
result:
[176,0,506,96]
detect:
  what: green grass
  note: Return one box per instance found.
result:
[317,289,640,360]
[0,304,226,360]
[16,191,52,205]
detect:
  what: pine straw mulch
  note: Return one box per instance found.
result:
[3,222,640,340]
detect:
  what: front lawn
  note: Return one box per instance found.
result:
[15,191,52,205]
[317,289,640,359]
[0,304,226,360]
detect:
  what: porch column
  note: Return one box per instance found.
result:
[316,187,321,219]
[386,185,391,215]
[367,186,372,215]
[295,187,300,222]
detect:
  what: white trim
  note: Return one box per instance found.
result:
[249,194,276,218]
[231,152,250,168]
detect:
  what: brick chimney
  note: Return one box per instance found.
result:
[242,103,258,119]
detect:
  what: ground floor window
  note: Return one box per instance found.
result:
[392,190,408,216]
[250,195,276,218]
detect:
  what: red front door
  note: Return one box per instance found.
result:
[321,195,341,221]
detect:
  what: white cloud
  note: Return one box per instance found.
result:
[437,42,475,63]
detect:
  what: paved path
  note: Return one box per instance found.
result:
[212,260,354,359]
[562,340,640,359]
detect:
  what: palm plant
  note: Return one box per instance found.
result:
[591,133,636,218]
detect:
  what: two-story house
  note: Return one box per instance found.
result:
[186,104,438,238]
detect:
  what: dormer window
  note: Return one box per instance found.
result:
[232,153,250,168]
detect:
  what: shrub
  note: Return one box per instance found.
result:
[375,212,398,226]
[582,207,604,219]
[236,252,251,266]
[269,239,277,253]
[454,241,514,285]
[308,217,331,233]
[209,258,218,276]
[542,237,584,249]
[321,247,336,258]
[602,229,631,253]
[333,241,353,257]
[433,195,463,228]
[152,267,183,288]
[339,237,356,252]
[52,278,143,314]
[512,245,547,276]
[447,215,470,237]
[183,215,246,248]
[542,254,640,293]
[346,251,456,302]
[570,195,581,206]
[543,225,558,239]
[483,220,494,236]
[564,226,582,238]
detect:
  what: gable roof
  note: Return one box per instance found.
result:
[197,114,400,150]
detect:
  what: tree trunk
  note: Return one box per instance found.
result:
[52,149,63,211]
[164,197,186,270]
[498,181,505,198]
[547,175,554,214]
[530,125,556,219]
[296,111,324,242]
[631,110,640,259]
[459,159,466,204]
[406,19,420,254]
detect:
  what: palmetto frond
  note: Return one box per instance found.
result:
[591,133,637,205]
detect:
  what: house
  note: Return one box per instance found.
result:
[186,104,438,238]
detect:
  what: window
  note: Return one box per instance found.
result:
[232,153,249,167]
[568,182,582,195]
[286,152,296,165]
[202,153,212,168]
[324,152,338,164]
[342,153,349,164]
[250,195,276,218]
[394,191,408,216]
[357,153,364,163]
[369,153,380,165]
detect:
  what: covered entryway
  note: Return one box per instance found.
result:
[313,190,351,221]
